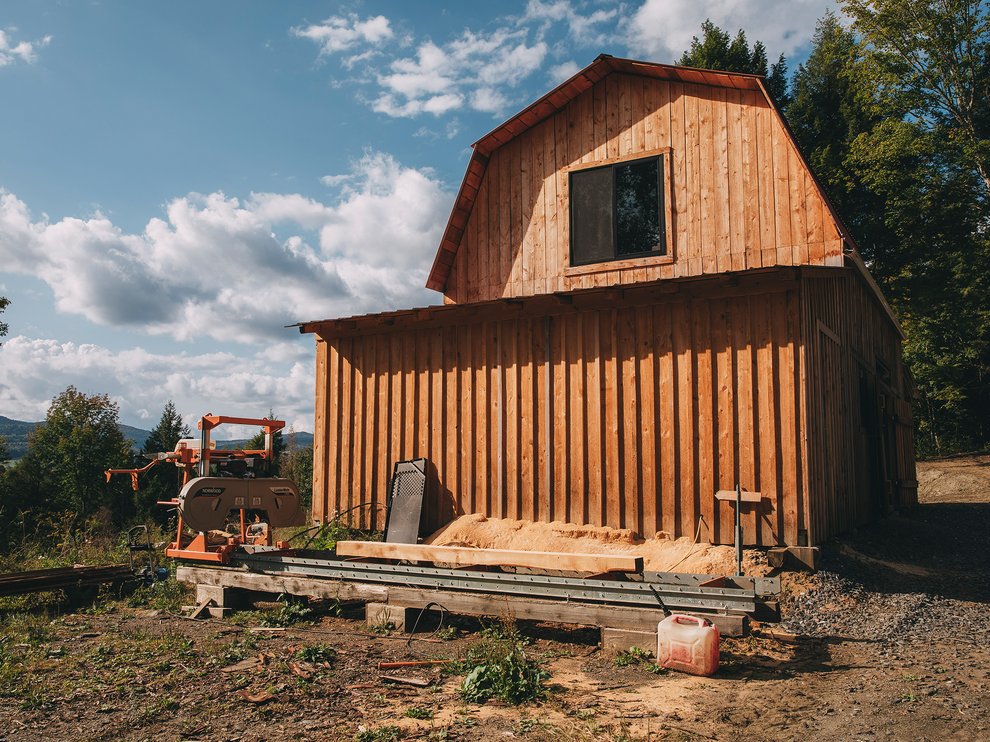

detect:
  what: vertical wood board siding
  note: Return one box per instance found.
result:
[800,273,915,543]
[313,281,808,546]
[445,75,843,303]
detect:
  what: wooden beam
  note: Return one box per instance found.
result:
[176,565,747,636]
[334,541,643,574]
[386,586,746,637]
[176,565,389,603]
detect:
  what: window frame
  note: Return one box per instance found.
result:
[565,148,675,275]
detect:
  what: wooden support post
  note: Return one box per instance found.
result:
[186,584,243,617]
[714,486,763,573]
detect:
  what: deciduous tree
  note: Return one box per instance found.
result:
[843,0,990,198]
[25,386,133,519]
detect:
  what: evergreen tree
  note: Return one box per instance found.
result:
[138,401,190,519]
[279,444,314,507]
[785,7,990,453]
[678,20,790,103]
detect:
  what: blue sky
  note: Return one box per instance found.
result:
[0,0,836,437]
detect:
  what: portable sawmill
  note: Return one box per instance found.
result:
[107,414,306,563]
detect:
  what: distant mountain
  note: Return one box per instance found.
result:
[119,424,152,451]
[0,416,313,461]
[0,416,152,460]
[0,416,38,460]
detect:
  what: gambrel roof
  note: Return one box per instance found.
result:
[424,54,898,333]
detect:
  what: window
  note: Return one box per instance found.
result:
[569,155,666,266]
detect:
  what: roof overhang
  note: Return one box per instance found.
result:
[298,266,824,340]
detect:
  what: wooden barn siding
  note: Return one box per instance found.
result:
[800,272,914,543]
[444,74,842,304]
[312,283,807,546]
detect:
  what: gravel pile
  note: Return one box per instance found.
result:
[782,569,990,648]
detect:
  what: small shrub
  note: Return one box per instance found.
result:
[294,643,336,664]
[458,635,549,705]
[259,599,312,627]
[405,706,433,720]
[368,619,394,635]
[478,616,525,642]
[436,625,459,641]
[614,647,653,668]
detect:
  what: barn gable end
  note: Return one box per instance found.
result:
[429,56,850,305]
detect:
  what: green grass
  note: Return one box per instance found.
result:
[228,598,313,628]
[126,579,189,613]
[405,705,433,720]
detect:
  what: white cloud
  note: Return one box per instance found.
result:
[290,14,393,55]
[547,60,580,85]
[0,335,315,434]
[291,5,616,118]
[0,28,51,67]
[522,1,618,45]
[626,0,837,63]
[371,29,547,118]
[0,151,450,344]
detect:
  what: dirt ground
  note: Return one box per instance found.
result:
[1,456,989,741]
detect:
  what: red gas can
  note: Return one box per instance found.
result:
[657,614,720,676]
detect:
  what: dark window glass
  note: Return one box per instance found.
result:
[569,155,664,266]
[615,158,662,256]
[570,166,614,265]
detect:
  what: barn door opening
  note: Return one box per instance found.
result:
[857,365,885,519]
[817,325,845,535]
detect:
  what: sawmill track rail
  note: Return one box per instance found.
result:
[225,550,778,618]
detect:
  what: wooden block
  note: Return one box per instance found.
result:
[366,602,409,632]
[386,586,749,638]
[335,541,644,574]
[767,546,819,572]
[194,584,242,609]
[601,628,657,656]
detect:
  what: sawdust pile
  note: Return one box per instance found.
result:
[426,513,769,576]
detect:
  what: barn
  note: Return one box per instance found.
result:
[298,55,917,548]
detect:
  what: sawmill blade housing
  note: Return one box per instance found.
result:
[177,476,306,533]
